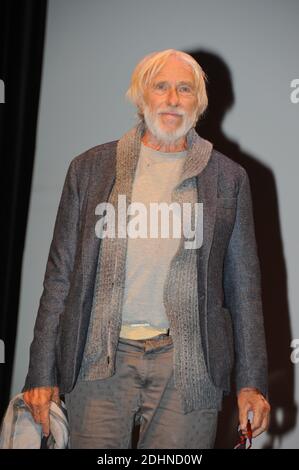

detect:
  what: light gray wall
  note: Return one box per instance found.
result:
[11,0,299,448]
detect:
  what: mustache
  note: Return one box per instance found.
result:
[157,109,185,116]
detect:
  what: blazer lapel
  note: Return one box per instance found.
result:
[81,147,117,308]
[196,153,218,366]
[196,154,218,294]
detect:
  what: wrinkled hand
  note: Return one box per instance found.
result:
[237,387,270,438]
[23,386,61,437]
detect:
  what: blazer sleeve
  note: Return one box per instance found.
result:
[22,158,80,391]
[223,168,268,397]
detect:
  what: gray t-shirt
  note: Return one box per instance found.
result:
[120,142,188,338]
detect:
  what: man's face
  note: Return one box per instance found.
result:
[141,56,198,144]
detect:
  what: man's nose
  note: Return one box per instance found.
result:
[166,87,180,106]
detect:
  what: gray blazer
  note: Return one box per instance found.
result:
[23,140,268,397]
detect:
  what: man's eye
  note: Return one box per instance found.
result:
[154,83,167,90]
[178,85,192,93]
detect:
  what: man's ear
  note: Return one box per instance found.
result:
[136,101,144,121]
[137,96,144,112]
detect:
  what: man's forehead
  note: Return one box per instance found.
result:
[151,60,195,81]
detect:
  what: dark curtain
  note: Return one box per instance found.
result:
[0,0,48,420]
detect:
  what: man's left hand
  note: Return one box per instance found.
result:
[237,387,271,438]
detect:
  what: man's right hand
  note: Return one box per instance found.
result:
[23,386,61,437]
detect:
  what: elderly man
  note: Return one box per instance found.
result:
[23,49,270,449]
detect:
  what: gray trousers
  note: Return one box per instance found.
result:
[64,334,219,449]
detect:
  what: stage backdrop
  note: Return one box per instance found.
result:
[11,0,299,448]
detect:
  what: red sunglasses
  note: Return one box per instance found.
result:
[234,419,253,449]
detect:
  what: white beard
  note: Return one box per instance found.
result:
[143,104,197,145]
